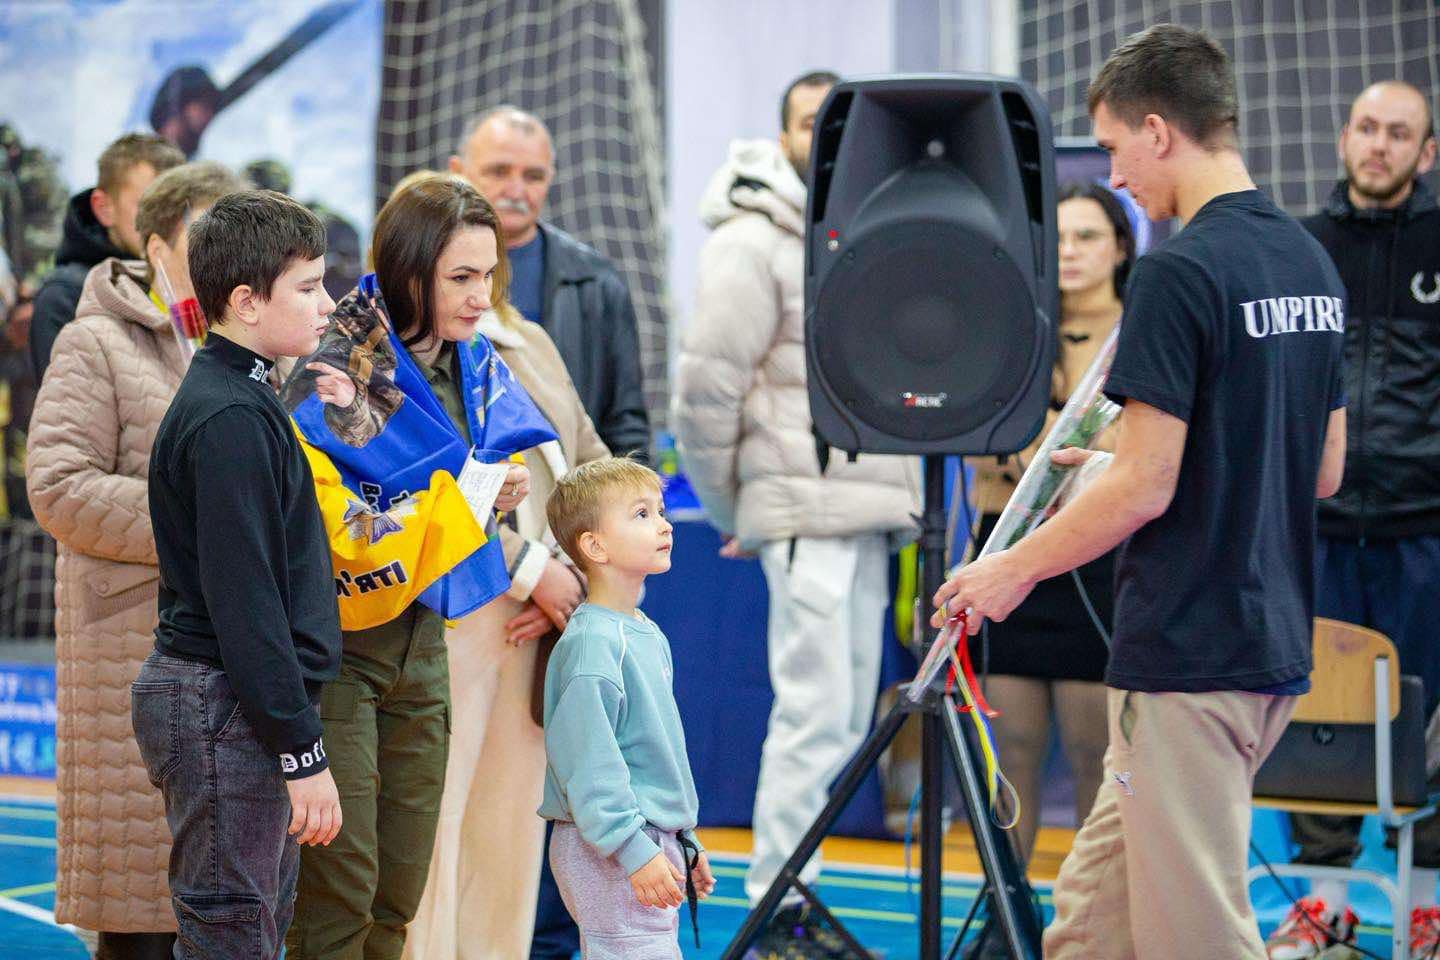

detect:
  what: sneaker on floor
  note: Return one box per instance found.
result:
[742,907,835,960]
[1411,905,1440,959]
[1265,897,1358,959]
[777,903,875,959]
[743,930,831,960]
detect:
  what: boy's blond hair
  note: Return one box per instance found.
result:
[547,457,663,570]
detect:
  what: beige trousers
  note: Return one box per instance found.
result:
[1043,687,1296,960]
[403,606,548,960]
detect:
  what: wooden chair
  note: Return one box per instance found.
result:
[1246,617,1437,960]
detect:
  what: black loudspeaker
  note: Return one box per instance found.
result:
[805,75,1058,456]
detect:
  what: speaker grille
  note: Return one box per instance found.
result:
[812,220,1039,442]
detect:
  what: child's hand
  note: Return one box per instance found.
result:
[629,851,684,909]
[285,767,343,846]
[693,850,717,899]
[307,362,356,408]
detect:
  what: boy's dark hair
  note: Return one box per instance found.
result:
[371,172,509,348]
[1087,24,1238,149]
[780,70,839,131]
[1058,181,1136,297]
[96,133,184,194]
[188,190,326,325]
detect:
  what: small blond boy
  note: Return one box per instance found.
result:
[538,457,716,958]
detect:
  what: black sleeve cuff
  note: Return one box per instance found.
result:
[279,735,330,780]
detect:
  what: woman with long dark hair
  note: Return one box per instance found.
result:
[281,172,608,960]
[280,173,530,959]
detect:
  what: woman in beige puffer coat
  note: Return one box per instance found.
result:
[26,161,243,959]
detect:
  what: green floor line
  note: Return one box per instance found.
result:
[0,882,55,899]
[0,806,56,821]
[0,834,56,849]
[710,863,1055,905]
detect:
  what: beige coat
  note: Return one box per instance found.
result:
[486,314,611,598]
[673,139,919,549]
[405,312,609,960]
[26,259,185,933]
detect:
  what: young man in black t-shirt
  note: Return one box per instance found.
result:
[932,25,1347,959]
[134,190,342,957]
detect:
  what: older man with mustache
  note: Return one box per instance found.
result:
[450,106,650,462]
[449,104,649,960]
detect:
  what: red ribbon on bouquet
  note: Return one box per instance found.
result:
[943,613,1000,718]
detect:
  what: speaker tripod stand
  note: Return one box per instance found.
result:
[720,457,1043,960]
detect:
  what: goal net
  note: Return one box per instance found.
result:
[376,0,669,428]
[1019,0,1440,213]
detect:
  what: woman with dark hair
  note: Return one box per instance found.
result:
[963,182,1134,954]
[281,172,608,960]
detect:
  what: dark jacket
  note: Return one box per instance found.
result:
[29,189,130,382]
[537,221,650,459]
[1304,179,1440,540]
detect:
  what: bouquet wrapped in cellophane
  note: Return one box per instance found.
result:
[910,324,1121,701]
[151,260,207,360]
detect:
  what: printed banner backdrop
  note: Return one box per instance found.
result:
[0,664,56,777]
[0,0,381,295]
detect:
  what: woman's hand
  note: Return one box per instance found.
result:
[307,362,356,408]
[531,558,584,631]
[718,536,754,559]
[494,463,531,513]
[505,602,552,646]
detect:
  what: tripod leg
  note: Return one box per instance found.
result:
[719,698,914,960]
[945,881,991,960]
[940,694,1044,960]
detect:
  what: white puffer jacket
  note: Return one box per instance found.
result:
[673,139,919,549]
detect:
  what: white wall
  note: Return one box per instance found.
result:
[663,0,896,359]
[662,0,1007,390]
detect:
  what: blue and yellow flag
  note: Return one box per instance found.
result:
[296,433,485,630]
[283,275,558,625]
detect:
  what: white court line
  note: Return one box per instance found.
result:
[0,893,82,939]
[0,793,83,944]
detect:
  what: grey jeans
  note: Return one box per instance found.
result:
[549,823,683,960]
[131,651,299,959]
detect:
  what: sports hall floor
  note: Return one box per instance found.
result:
[0,776,1401,958]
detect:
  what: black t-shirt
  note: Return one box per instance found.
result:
[1101,190,1346,693]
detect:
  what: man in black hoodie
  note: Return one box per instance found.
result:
[28,133,183,381]
[1263,80,1440,960]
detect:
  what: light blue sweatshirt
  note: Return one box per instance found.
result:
[539,603,702,875]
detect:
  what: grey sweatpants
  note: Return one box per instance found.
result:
[549,822,683,960]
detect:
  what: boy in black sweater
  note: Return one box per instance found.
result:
[133,190,342,958]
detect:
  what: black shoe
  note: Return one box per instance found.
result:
[775,904,875,959]
[743,912,832,960]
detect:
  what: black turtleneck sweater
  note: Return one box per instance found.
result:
[149,332,341,778]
